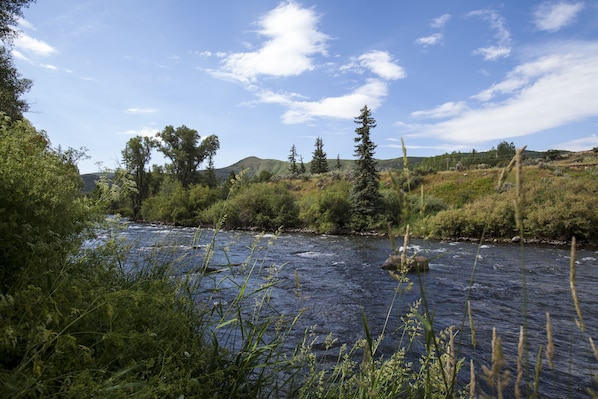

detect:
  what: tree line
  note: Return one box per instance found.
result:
[115,105,384,232]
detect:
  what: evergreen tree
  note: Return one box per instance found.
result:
[350,105,381,230]
[310,136,328,174]
[336,154,342,170]
[288,144,299,175]
[299,155,306,174]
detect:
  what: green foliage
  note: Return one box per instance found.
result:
[0,1,36,120]
[310,137,329,174]
[122,135,157,216]
[299,180,352,233]
[156,125,219,188]
[0,116,95,291]
[288,144,299,175]
[291,300,466,399]
[523,176,598,240]
[200,181,300,230]
[425,193,517,239]
[141,179,221,225]
[351,105,382,231]
[0,47,31,119]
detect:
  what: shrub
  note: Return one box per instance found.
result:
[299,180,352,232]
[209,182,300,230]
[0,116,96,291]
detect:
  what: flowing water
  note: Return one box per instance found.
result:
[119,222,598,398]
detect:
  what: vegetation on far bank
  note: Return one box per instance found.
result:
[108,143,598,245]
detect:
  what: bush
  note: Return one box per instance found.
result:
[203,182,300,230]
[425,193,517,239]
[299,180,352,232]
[0,116,96,291]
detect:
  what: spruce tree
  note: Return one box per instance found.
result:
[288,144,299,175]
[350,105,381,230]
[310,136,328,174]
[299,155,306,174]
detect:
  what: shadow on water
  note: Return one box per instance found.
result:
[120,222,598,398]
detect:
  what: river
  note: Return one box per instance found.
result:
[118,222,598,398]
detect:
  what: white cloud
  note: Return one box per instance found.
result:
[14,33,57,57]
[405,42,598,145]
[214,1,328,83]
[11,50,30,62]
[258,79,389,124]
[474,45,511,61]
[554,134,598,151]
[411,101,468,119]
[469,10,511,61]
[118,127,159,137]
[533,1,584,32]
[416,14,450,48]
[357,51,406,80]
[431,14,451,29]
[415,33,442,47]
[40,64,57,70]
[126,108,158,114]
[17,17,36,31]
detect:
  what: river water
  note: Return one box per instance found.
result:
[119,222,598,398]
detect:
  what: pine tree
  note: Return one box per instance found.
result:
[336,154,342,170]
[288,144,299,175]
[299,155,306,174]
[310,136,329,174]
[350,105,381,230]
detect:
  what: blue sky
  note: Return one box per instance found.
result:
[12,1,598,173]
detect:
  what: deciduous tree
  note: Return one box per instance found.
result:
[122,135,156,216]
[156,125,219,188]
[0,1,36,119]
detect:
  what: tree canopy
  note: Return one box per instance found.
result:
[156,125,219,188]
[0,0,36,119]
[122,135,157,216]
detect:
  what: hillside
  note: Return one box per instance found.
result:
[81,156,425,193]
[213,156,425,180]
[81,149,595,194]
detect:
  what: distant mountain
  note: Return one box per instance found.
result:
[213,156,425,180]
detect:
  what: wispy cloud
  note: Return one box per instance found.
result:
[411,101,468,119]
[126,108,158,114]
[258,78,389,124]
[555,134,598,151]
[415,33,442,47]
[118,127,159,137]
[212,1,328,83]
[431,14,451,29]
[415,14,450,48]
[14,33,57,57]
[532,1,584,32]
[469,10,511,61]
[17,17,36,31]
[401,42,598,146]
